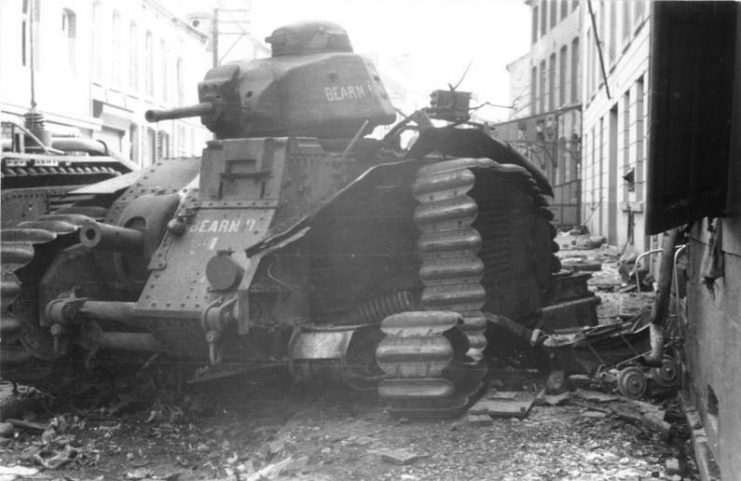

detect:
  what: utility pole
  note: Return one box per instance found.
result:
[212,8,219,67]
[211,2,253,67]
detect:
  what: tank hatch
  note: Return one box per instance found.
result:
[266,21,353,56]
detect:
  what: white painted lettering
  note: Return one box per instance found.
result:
[228,220,242,233]
[218,220,230,232]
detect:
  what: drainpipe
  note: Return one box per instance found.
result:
[642,227,681,366]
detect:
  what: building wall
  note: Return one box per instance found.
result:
[0,0,100,135]
[580,1,650,251]
[0,0,212,167]
[502,1,582,227]
[685,217,741,479]
[506,53,531,119]
[528,0,582,117]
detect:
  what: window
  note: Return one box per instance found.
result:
[145,31,154,96]
[61,9,76,73]
[112,12,122,84]
[541,1,548,36]
[609,1,617,64]
[129,22,138,90]
[539,60,546,113]
[129,124,139,165]
[635,77,644,202]
[586,29,593,97]
[550,0,557,28]
[572,0,579,12]
[531,66,538,115]
[559,46,567,106]
[623,91,631,198]
[93,1,102,78]
[21,0,41,69]
[157,131,170,159]
[561,0,569,20]
[145,127,156,166]
[548,53,556,111]
[622,2,631,44]
[635,0,645,23]
[159,40,168,101]
[176,58,184,105]
[532,5,539,44]
[571,37,580,103]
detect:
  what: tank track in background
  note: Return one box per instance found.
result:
[376,158,559,418]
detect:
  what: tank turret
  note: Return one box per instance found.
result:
[146,21,395,139]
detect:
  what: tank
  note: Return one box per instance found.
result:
[1,118,137,228]
[0,21,597,418]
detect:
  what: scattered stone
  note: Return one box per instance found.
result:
[125,468,153,480]
[562,258,603,271]
[196,443,209,452]
[246,456,294,481]
[581,410,607,419]
[665,457,680,474]
[577,389,619,403]
[268,439,285,454]
[469,392,536,418]
[568,374,592,388]
[467,414,494,426]
[488,391,518,400]
[374,449,428,466]
[542,392,570,406]
[545,371,567,394]
[0,423,14,438]
[0,465,38,476]
[5,418,46,432]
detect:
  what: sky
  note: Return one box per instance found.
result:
[166,0,531,121]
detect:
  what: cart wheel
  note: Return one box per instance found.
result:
[617,366,647,399]
[651,355,680,387]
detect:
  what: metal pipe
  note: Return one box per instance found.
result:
[145,102,215,123]
[643,228,681,366]
[99,332,162,352]
[634,248,663,290]
[79,221,144,256]
[79,301,138,324]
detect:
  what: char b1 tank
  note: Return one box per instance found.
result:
[1,21,597,417]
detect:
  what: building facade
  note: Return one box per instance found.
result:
[580,0,650,251]
[0,0,213,167]
[497,0,582,227]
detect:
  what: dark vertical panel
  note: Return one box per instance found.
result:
[646,2,737,234]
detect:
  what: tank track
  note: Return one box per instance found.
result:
[1,213,95,385]
[375,158,492,418]
[375,158,558,418]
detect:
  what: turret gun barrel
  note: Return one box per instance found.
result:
[145,102,215,123]
[79,221,144,256]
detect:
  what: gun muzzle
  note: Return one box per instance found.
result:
[80,221,144,256]
[145,101,215,123]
